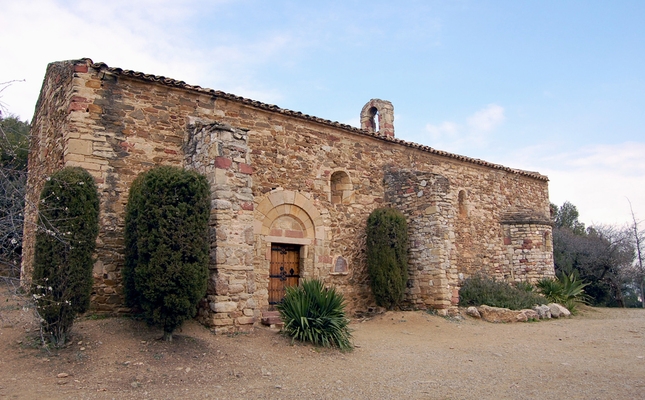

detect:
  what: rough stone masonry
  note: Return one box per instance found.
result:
[23,58,554,333]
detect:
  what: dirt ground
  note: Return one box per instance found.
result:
[1,283,644,400]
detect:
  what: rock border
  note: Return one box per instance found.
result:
[465,303,571,323]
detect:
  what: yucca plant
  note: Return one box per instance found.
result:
[276,279,353,350]
[537,272,589,314]
[536,278,562,302]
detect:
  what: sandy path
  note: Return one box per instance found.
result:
[1,284,644,399]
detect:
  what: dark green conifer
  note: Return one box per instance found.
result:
[366,207,409,309]
[32,167,99,346]
[123,166,210,341]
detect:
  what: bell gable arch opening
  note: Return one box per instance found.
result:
[360,99,395,137]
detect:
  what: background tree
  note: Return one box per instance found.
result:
[123,166,210,341]
[552,201,586,235]
[626,199,644,308]
[552,201,635,307]
[366,207,409,309]
[0,113,30,278]
[31,167,99,346]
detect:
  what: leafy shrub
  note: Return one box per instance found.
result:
[458,275,547,310]
[537,272,589,314]
[123,166,210,341]
[32,167,99,346]
[514,281,535,293]
[366,207,409,309]
[277,279,352,350]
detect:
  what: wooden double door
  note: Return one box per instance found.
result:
[269,244,300,306]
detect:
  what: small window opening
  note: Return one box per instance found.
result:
[369,107,379,132]
[458,190,467,218]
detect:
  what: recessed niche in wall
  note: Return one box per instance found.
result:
[330,171,354,205]
[331,256,348,275]
[458,190,467,218]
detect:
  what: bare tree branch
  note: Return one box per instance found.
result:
[627,198,645,308]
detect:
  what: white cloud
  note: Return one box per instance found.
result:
[561,143,645,177]
[423,104,505,154]
[0,0,199,119]
[0,0,292,120]
[425,121,459,140]
[466,104,505,132]
[503,142,645,226]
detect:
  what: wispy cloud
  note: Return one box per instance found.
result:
[557,143,645,177]
[424,104,505,154]
[425,121,459,139]
[0,0,292,119]
[466,104,505,132]
[503,142,645,225]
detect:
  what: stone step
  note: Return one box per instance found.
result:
[261,311,284,327]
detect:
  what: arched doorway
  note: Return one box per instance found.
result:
[255,189,327,310]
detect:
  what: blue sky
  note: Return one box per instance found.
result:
[1,0,644,226]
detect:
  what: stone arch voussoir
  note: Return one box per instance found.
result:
[256,189,323,240]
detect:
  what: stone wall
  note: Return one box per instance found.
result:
[500,211,555,282]
[383,168,456,312]
[204,96,554,314]
[22,60,77,283]
[25,59,217,311]
[24,58,555,330]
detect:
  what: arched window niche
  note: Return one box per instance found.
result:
[331,255,349,275]
[330,171,354,205]
[543,230,552,251]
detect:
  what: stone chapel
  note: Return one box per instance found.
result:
[23,58,555,333]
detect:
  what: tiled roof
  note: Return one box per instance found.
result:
[88,59,548,182]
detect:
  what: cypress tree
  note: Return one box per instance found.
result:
[123,166,210,341]
[366,207,409,309]
[32,167,99,346]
